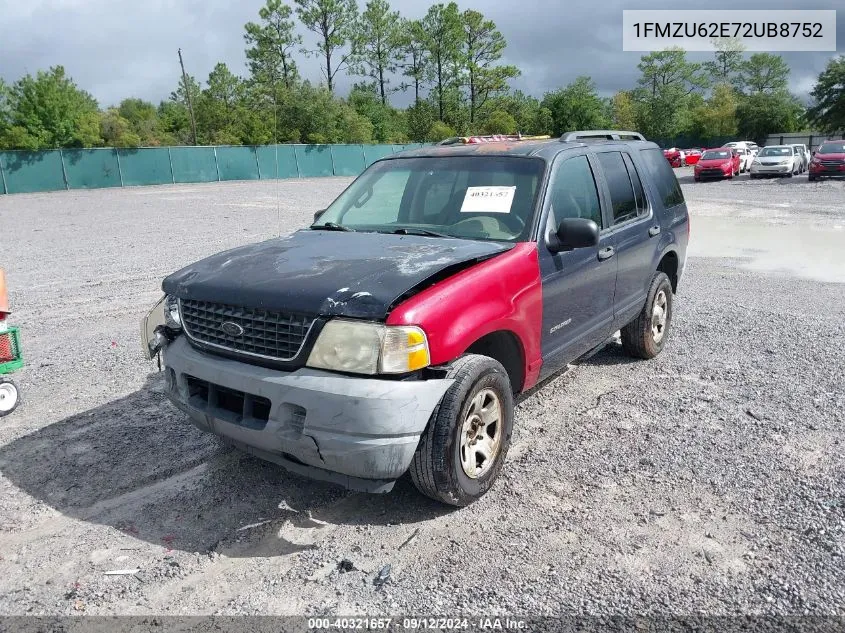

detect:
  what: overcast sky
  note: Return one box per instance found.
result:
[1,0,841,108]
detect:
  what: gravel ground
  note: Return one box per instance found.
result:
[0,170,843,621]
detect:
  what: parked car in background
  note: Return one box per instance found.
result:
[694,148,741,181]
[684,149,702,165]
[808,140,845,181]
[663,148,683,168]
[735,147,754,173]
[142,130,689,506]
[750,145,800,178]
[791,144,809,173]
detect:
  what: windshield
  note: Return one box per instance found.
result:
[759,147,793,157]
[702,150,731,160]
[818,142,845,154]
[315,156,546,242]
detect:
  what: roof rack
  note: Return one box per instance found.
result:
[560,130,646,142]
[438,134,552,146]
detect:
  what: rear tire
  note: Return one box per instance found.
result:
[621,272,673,360]
[0,378,19,417]
[410,355,513,507]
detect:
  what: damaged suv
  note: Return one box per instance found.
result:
[142,130,689,506]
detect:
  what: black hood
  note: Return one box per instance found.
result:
[162,229,512,319]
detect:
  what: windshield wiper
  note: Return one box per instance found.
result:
[311,222,355,232]
[391,227,453,238]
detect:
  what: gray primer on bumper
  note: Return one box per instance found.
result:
[162,337,453,492]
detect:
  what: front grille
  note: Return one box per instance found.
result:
[820,160,844,166]
[180,299,314,361]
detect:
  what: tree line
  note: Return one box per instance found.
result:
[0,0,843,151]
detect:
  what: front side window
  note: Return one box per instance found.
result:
[547,155,602,229]
[317,156,545,242]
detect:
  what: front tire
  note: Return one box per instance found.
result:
[410,355,514,506]
[621,272,673,360]
[0,378,19,417]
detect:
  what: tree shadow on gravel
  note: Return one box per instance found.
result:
[0,373,451,558]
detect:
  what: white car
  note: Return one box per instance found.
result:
[723,141,758,158]
[735,147,754,172]
[791,144,809,172]
[749,145,800,178]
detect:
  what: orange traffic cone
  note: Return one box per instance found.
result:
[0,269,9,316]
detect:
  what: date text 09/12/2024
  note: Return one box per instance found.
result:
[307,617,528,630]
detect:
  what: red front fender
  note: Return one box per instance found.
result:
[387,242,543,392]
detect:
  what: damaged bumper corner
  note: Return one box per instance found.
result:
[161,337,453,492]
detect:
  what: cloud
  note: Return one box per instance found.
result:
[1,0,841,107]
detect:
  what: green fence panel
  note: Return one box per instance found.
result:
[216,146,260,181]
[364,145,395,167]
[256,145,299,179]
[0,162,5,194]
[62,149,121,189]
[295,145,333,177]
[0,150,66,194]
[330,145,366,176]
[117,148,173,186]
[170,146,219,183]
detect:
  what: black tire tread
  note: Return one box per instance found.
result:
[409,354,511,506]
[620,272,673,360]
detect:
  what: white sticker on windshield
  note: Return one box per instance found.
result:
[460,186,516,214]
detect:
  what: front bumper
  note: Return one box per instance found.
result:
[695,168,731,179]
[810,165,845,176]
[751,164,791,174]
[161,336,453,492]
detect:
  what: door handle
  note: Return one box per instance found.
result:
[598,246,615,261]
[648,225,661,237]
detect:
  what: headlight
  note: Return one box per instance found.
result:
[723,162,732,168]
[307,319,430,375]
[164,295,182,330]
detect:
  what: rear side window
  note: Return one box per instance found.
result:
[596,152,637,225]
[640,148,684,209]
[622,153,648,220]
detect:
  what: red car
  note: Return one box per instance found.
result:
[694,148,741,181]
[663,148,682,168]
[684,149,702,165]
[808,140,845,181]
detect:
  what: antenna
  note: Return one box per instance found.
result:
[178,48,198,146]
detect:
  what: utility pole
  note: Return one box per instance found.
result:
[178,48,198,146]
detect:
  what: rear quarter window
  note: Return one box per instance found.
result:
[640,148,684,209]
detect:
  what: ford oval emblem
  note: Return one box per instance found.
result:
[221,321,244,337]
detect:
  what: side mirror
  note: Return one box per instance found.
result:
[547,218,600,253]
[313,209,326,223]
